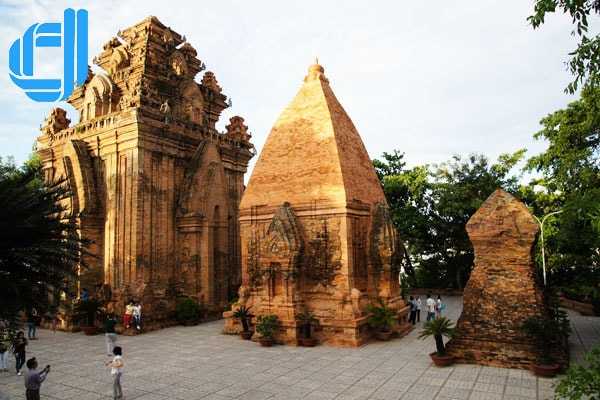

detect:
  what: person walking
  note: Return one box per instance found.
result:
[426,294,436,321]
[133,301,142,331]
[24,357,50,400]
[26,310,37,340]
[104,314,118,356]
[416,296,422,323]
[106,346,124,400]
[13,331,28,375]
[0,337,8,372]
[436,295,444,318]
[408,296,417,325]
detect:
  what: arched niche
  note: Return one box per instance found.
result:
[81,74,118,121]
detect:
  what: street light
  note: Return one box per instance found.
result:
[532,210,563,286]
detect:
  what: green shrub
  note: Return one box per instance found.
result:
[367,299,396,332]
[175,298,202,323]
[555,345,600,399]
[256,314,279,339]
[418,317,455,356]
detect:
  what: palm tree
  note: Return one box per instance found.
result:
[418,317,455,356]
[0,157,89,324]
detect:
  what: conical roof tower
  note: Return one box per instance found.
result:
[231,62,411,347]
[241,62,385,209]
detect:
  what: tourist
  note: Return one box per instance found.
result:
[416,296,422,322]
[133,301,142,331]
[26,309,38,340]
[408,296,417,325]
[106,346,124,400]
[436,295,445,318]
[104,314,118,356]
[24,357,50,400]
[12,331,27,375]
[426,294,436,321]
[81,288,90,302]
[123,300,134,329]
[0,336,8,372]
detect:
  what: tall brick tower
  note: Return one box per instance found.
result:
[36,16,254,329]
[232,62,411,346]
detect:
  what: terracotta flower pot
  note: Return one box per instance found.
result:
[298,337,318,347]
[259,337,274,347]
[430,352,454,367]
[240,331,253,340]
[375,330,393,341]
[81,326,98,336]
[532,363,561,377]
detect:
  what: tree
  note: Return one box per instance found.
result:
[529,0,600,93]
[526,86,600,288]
[374,150,525,289]
[0,157,88,323]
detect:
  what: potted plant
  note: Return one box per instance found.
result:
[521,316,564,377]
[175,297,202,326]
[367,299,396,341]
[255,314,279,347]
[74,299,102,335]
[233,306,254,340]
[297,310,319,347]
[418,317,455,367]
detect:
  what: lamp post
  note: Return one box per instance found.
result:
[532,210,563,286]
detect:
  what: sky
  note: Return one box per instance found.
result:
[0,0,581,178]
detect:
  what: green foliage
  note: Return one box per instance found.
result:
[367,299,396,332]
[374,150,525,289]
[555,345,600,400]
[296,309,319,326]
[529,0,600,93]
[175,297,203,323]
[526,86,600,288]
[418,317,455,356]
[0,157,89,324]
[521,315,569,365]
[74,299,103,326]
[233,305,253,332]
[255,314,279,339]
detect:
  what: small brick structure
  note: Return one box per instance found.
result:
[445,189,567,369]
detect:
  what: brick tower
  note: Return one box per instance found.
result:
[36,16,254,329]
[228,62,411,346]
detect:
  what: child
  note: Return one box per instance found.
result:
[123,301,134,329]
[13,331,28,375]
[436,295,444,318]
[105,346,124,400]
[24,357,50,400]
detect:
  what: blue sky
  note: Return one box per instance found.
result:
[0,0,580,176]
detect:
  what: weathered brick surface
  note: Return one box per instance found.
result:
[36,17,253,329]
[446,189,555,368]
[225,63,411,346]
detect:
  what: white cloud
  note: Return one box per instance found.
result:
[0,0,580,176]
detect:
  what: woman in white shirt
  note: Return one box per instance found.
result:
[133,302,142,331]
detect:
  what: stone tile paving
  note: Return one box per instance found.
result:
[0,296,598,400]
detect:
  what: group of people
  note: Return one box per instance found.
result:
[123,300,143,331]
[11,342,125,400]
[408,293,445,325]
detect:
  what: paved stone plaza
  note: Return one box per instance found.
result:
[1,297,598,400]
